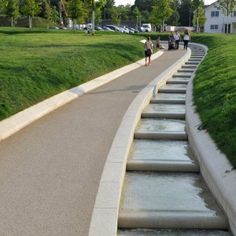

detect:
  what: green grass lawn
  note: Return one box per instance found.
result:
[191,34,236,168]
[0,28,144,120]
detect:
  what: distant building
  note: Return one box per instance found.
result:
[204,1,236,33]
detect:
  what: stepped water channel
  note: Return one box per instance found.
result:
[117,46,232,235]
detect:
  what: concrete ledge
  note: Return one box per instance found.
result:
[141,112,185,119]
[134,132,188,140]
[118,211,228,229]
[150,99,185,104]
[167,80,189,85]
[0,50,163,143]
[88,48,191,236]
[158,88,187,93]
[126,161,199,172]
[186,43,236,235]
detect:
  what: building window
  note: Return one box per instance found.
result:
[233,11,236,17]
[210,25,219,30]
[211,11,219,17]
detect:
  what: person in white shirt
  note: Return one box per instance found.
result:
[183,30,190,50]
[144,36,153,66]
[174,31,180,49]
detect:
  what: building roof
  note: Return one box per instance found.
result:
[204,1,217,9]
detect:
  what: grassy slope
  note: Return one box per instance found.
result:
[191,34,236,167]
[0,28,144,120]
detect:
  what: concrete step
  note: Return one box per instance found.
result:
[159,84,187,94]
[173,73,192,78]
[158,88,186,94]
[182,65,197,69]
[191,51,204,53]
[189,59,202,62]
[191,56,204,59]
[191,54,205,57]
[127,140,199,172]
[151,93,186,104]
[166,80,189,85]
[161,84,187,89]
[186,61,200,65]
[142,104,185,119]
[118,229,231,235]
[118,172,228,229]
[178,69,195,73]
[135,118,187,140]
[150,99,185,105]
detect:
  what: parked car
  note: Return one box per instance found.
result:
[95,26,104,31]
[140,23,152,32]
[103,26,114,31]
[120,26,130,33]
[106,25,120,31]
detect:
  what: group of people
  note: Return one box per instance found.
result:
[168,30,190,50]
[144,29,191,66]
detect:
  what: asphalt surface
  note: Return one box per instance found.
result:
[0,48,185,236]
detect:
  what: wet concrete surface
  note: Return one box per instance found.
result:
[143,104,185,114]
[120,172,225,217]
[161,84,187,89]
[168,77,190,81]
[152,93,186,101]
[136,119,186,133]
[128,140,194,163]
[118,229,231,236]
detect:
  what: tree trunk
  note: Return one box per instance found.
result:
[11,17,14,27]
[29,16,32,29]
[197,17,199,32]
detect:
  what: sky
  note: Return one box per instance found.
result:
[114,0,216,6]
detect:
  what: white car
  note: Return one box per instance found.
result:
[140,23,152,32]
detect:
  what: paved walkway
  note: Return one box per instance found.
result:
[0,49,185,236]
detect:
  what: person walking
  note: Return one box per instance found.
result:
[144,36,153,66]
[174,31,180,49]
[183,30,190,50]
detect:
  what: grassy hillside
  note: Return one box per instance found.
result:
[0,28,144,120]
[191,34,236,167]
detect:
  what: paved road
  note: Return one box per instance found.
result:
[0,49,185,236]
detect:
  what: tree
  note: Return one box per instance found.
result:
[132,6,142,28]
[101,0,114,19]
[5,0,20,26]
[0,0,7,14]
[116,4,132,21]
[39,0,52,21]
[193,4,206,32]
[134,0,154,13]
[218,0,236,33]
[149,0,173,31]
[110,6,120,25]
[51,5,59,23]
[167,0,180,26]
[68,0,88,27]
[21,0,40,28]
[178,0,193,26]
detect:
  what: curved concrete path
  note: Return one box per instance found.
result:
[0,49,185,236]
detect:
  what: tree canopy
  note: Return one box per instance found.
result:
[0,0,206,29]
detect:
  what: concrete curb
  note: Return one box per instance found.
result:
[88,48,191,236]
[118,211,228,229]
[186,43,236,235]
[0,51,163,143]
